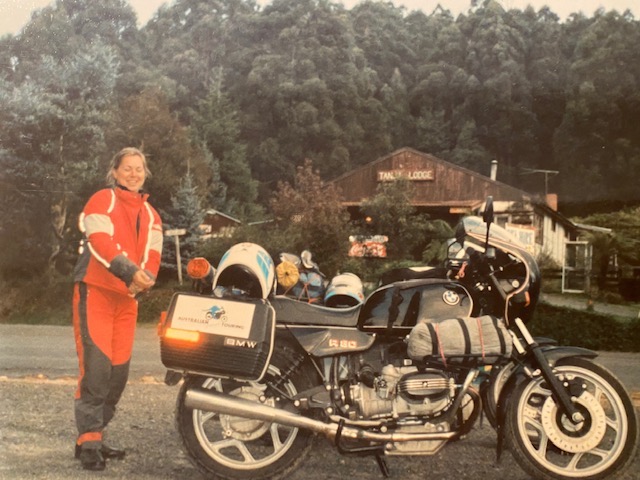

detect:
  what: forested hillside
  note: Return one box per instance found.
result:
[1,0,639,280]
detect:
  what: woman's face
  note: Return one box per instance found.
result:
[112,154,146,192]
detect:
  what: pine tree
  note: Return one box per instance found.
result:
[161,173,205,273]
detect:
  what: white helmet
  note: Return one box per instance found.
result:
[213,243,275,299]
[324,273,365,308]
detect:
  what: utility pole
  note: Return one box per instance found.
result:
[165,228,187,284]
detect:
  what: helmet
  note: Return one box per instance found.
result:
[324,273,365,308]
[213,243,275,299]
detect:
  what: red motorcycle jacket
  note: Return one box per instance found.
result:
[73,187,163,296]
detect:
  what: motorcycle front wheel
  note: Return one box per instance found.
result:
[176,345,318,480]
[505,357,638,480]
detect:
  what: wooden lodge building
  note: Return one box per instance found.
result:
[199,209,242,240]
[328,147,579,266]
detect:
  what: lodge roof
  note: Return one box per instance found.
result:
[328,147,533,208]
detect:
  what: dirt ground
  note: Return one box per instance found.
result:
[1,377,639,480]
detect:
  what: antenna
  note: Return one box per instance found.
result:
[520,168,559,195]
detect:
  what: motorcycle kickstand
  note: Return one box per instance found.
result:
[335,419,391,478]
[374,454,390,478]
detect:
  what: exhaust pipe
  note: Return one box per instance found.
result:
[184,389,456,443]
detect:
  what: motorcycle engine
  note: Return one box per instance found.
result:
[349,365,453,419]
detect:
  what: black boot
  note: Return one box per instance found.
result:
[101,444,126,460]
[75,443,126,460]
[79,448,106,471]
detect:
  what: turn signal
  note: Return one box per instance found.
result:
[187,257,212,279]
[164,328,201,343]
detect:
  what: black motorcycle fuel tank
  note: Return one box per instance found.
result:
[358,279,473,336]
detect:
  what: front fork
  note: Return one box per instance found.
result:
[494,317,598,461]
[511,318,584,424]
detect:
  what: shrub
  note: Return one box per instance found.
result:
[529,303,640,352]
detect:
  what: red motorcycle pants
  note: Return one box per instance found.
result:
[72,282,137,448]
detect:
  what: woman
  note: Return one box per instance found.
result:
[71,147,163,471]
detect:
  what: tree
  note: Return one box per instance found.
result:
[191,87,260,220]
[460,0,539,184]
[554,11,640,204]
[575,208,640,290]
[360,178,431,260]
[161,173,205,273]
[0,42,119,277]
[106,87,212,212]
[270,159,350,276]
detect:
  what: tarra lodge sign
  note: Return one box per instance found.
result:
[377,169,435,182]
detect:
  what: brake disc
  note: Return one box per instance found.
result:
[540,392,606,453]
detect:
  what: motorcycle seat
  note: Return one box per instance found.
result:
[270,295,360,327]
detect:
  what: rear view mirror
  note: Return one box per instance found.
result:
[482,196,494,225]
[482,196,494,249]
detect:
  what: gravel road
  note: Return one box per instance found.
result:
[2,376,639,479]
[1,325,639,479]
[2,377,633,480]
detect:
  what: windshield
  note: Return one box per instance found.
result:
[452,215,541,323]
[459,216,523,247]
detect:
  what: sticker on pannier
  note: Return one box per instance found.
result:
[160,293,275,381]
[169,295,257,338]
[407,315,512,365]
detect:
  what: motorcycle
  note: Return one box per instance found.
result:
[157,198,638,480]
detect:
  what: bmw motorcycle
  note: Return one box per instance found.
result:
[158,199,638,480]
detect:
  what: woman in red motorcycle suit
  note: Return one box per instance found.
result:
[71,147,163,471]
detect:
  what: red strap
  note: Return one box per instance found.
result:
[476,317,486,361]
[434,323,447,367]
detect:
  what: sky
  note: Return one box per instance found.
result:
[0,0,638,37]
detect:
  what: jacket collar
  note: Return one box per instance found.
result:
[114,184,149,203]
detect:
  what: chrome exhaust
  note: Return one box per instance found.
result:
[184,389,456,443]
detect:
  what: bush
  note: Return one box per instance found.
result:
[529,303,640,352]
[0,276,73,325]
[137,286,180,324]
[0,275,184,326]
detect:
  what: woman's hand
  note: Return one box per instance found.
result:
[129,270,155,296]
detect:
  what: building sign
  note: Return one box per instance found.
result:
[349,235,388,258]
[505,223,535,254]
[377,169,434,182]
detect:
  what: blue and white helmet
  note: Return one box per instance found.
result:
[213,243,275,299]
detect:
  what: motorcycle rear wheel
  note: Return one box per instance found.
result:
[505,357,638,480]
[176,345,318,480]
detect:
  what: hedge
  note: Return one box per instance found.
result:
[529,303,640,352]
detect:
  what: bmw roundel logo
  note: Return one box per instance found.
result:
[442,290,460,306]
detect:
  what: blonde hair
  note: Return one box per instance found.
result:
[106,147,151,187]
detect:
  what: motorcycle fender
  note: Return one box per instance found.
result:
[538,345,598,366]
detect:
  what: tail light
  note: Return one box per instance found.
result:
[163,327,201,343]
